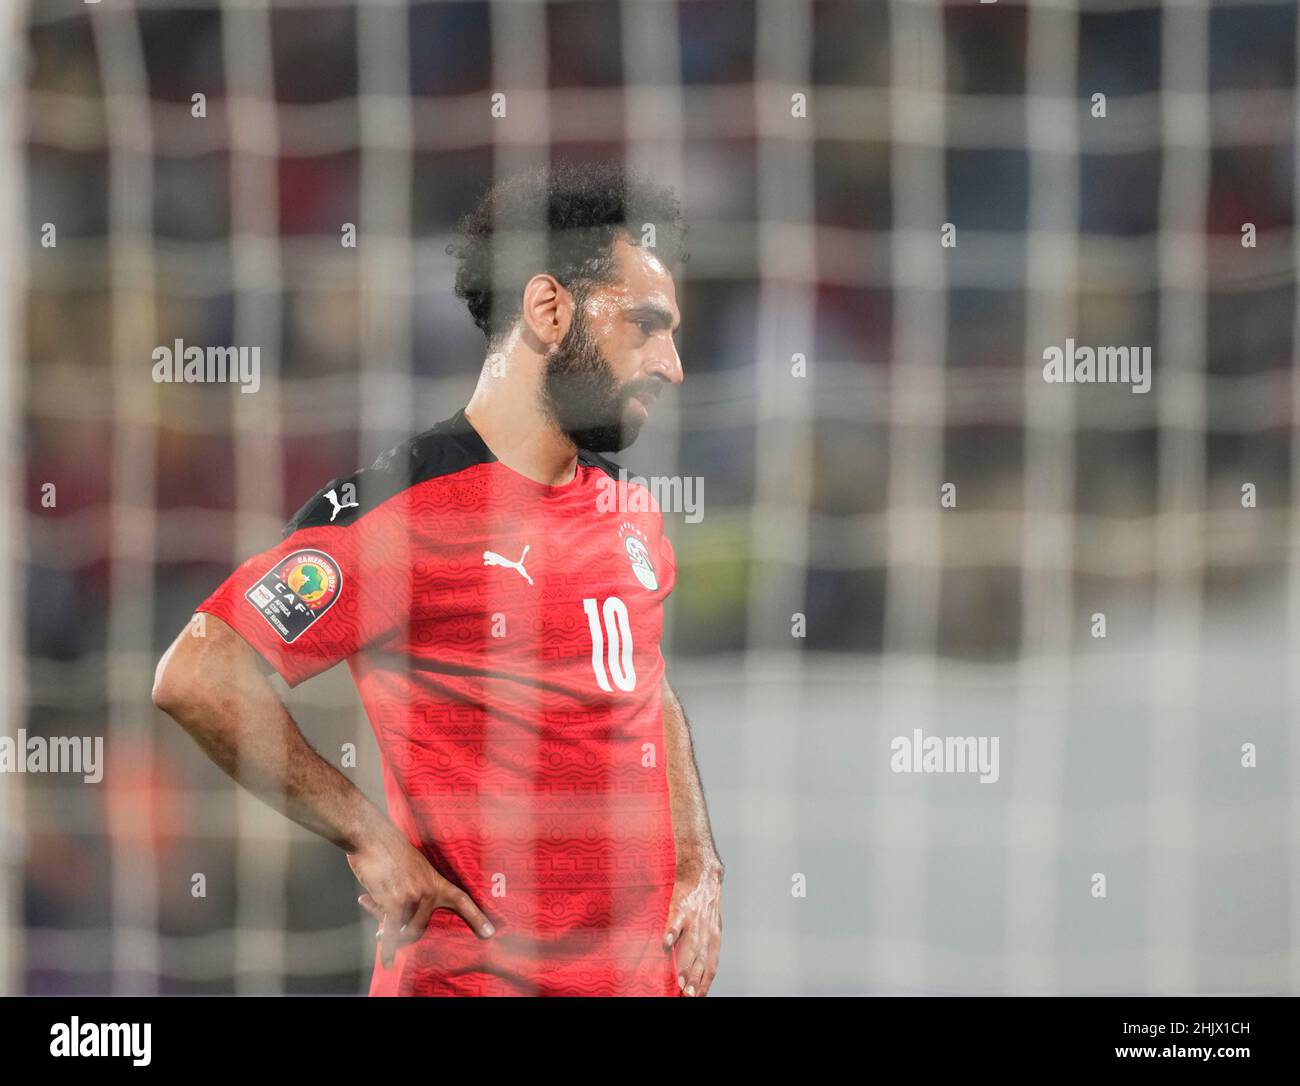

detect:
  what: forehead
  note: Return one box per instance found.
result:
[602,233,679,310]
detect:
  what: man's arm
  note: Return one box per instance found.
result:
[152,613,494,966]
[660,675,723,996]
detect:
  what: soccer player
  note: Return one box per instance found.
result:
[152,163,723,997]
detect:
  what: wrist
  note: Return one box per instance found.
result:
[676,849,724,882]
[342,804,401,856]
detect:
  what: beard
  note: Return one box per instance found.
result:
[540,305,657,453]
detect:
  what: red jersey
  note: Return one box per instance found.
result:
[197,409,680,995]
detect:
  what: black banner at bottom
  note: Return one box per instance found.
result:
[4,994,1292,1073]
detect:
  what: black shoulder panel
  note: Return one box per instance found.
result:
[577,448,625,481]
[282,408,495,537]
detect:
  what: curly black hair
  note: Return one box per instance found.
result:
[446,160,687,344]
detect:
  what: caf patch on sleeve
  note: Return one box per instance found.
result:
[244,549,343,643]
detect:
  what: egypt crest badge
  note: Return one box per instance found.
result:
[245,549,342,642]
[619,522,658,591]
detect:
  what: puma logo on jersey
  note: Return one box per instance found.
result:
[325,487,359,522]
[483,545,533,585]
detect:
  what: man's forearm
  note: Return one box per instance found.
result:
[175,688,387,852]
[156,618,497,954]
[661,677,722,875]
[154,625,392,854]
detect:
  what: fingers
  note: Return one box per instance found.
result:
[673,904,721,997]
[438,884,496,939]
[663,905,687,950]
[351,834,497,964]
[675,924,704,996]
[373,888,494,968]
[378,897,416,969]
[681,934,719,997]
[398,895,438,951]
[663,880,690,950]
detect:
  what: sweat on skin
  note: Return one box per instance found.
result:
[153,209,722,996]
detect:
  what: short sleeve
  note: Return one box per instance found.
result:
[197,497,408,688]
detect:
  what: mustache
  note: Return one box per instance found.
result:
[622,377,664,403]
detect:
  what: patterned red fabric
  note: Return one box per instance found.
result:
[197,417,680,996]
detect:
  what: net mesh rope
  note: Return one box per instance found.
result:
[5,0,1299,994]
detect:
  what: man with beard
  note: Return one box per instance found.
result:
[152,163,723,997]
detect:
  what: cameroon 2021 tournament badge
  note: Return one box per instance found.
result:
[245,549,342,642]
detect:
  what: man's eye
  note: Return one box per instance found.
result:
[634,319,653,335]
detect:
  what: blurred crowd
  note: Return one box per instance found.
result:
[15,0,1300,992]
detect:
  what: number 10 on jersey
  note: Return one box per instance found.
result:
[583,596,636,692]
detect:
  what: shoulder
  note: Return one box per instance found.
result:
[581,447,670,532]
[282,410,493,537]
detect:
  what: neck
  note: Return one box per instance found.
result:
[463,333,578,487]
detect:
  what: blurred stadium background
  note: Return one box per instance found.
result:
[2,0,1299,995]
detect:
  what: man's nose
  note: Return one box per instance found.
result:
[648,337,684,386]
